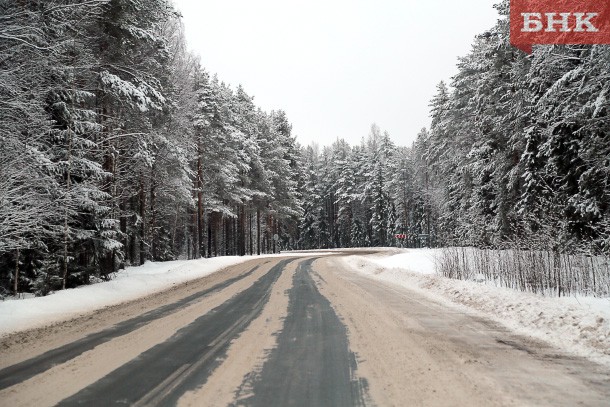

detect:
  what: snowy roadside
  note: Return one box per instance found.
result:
[0,252,333,337]
[343,249,610,367]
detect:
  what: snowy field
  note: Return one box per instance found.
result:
[345,249,610,367]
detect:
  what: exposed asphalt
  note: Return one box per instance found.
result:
[236,258,368,407]
[2,256,371,407]
[3,251,610,406]
[0,264,262,390]
[55,259,295,406]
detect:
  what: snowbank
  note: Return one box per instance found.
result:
[0,257,244,336]
[362,248,439,275]
[344,249,610,367]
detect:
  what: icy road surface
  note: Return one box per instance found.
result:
[1,252,609,406]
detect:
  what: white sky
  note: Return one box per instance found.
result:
[171,0,500,147]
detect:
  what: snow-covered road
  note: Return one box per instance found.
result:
[344,249,610,366]
[1,249,609,406]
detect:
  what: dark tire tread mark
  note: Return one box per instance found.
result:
[236,258,369,407]
[0,263,264,390]
[56,258,296,406]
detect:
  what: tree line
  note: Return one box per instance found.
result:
[0,0,301,295]
[272,0,610,259]
[1,0,608,296]
[422,1,609,254]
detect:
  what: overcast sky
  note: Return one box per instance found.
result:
[171,0,500,147]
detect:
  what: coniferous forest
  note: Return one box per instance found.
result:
[1,0,609,296]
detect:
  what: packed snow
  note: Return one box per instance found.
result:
[3,248,609,369]
[344,249,610,367]
[0,253,331,337]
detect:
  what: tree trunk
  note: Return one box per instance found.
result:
[139,179,146,266]
[249,211,253,255]
[213,213,218,257]
[130,196,138,264]
[170,204,179,257]
[425,163,431,242]
[150,168,157,260]
[197,142,205,258]
[273,219,278,254]
[191,206,197,259]
[267,214,273,254]
[120,201,128,261]
[240,212,244,255]
[62,125,73,290]
[256,209,261,255]
[224,216,230,256]
[207,216,213,257]
[100,105,117,277]
[13,248,20,295]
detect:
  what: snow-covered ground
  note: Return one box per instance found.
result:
[3,248,609,368]
[344,248,610,367]
[0,252,331,337]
